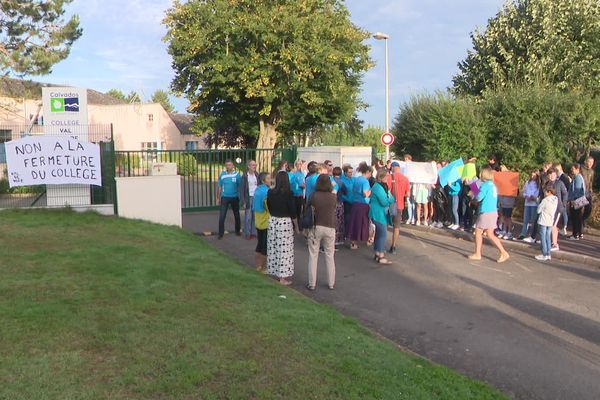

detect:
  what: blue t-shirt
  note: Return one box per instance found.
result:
[477,180,498,213]
[252,184,269,212]
[219,171,241,198]
[290,171,305,197]
[305,174,318,200]
[341,175,354,203]
[352,176,371,204]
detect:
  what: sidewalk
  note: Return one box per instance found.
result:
[400,221,600,268]
[183,211,600,268]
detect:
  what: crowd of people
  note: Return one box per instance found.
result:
[215,153,596,288]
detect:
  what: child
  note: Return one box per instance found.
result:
[498,165,517,240]
[253,172,272,273]
[448,178,462,230]
[536,186,558,261]
[519,170,540,240]
[414,183,430,226]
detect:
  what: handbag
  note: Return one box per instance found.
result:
[299,195,315,230]
[573,178,589,210]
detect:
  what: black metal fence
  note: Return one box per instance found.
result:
[0,124,115,209]
[115,147,297,211]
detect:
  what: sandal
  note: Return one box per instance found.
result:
[279,279,293,286]
[305,284,316,291]
[350,244,359,250]
[377,258,393,265]
[497,253,510,263]
[328,285,335,290]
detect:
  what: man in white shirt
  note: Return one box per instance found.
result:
[240,160,260,239]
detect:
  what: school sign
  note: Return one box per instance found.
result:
[42,87,89,138]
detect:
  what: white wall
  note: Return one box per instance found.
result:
[116,175,182,227]
[297,146,372,168]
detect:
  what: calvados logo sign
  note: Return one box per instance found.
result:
[50,97,80,113]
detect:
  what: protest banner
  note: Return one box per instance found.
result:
[461,163,477,180]
[5,136,102,188]
[494,171,519,196]
[469,179,482,197]
[406,161,438,184]
[438,158,463,187]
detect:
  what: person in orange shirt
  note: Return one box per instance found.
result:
[387,161,411,254]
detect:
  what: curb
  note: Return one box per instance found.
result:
[399,224,600,269]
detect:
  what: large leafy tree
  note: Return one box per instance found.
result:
[164,0,371,167]
[453,0,600,97]
[0,0,82,75]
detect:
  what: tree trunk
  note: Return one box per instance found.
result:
[256,118,278,173]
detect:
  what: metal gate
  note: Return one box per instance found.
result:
[0,124,116,210]
[115,147,297,211]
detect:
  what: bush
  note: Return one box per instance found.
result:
[174,153,198,176]
[392,87,600,172]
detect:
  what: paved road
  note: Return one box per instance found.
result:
[189,212,600,400]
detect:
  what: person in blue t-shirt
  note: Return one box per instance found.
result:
[469,166,510,263]
[217,160,241,239]
[346,163,373,250]
[290,160,306,220]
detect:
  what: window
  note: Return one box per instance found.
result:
[148,114,154,122]
[185,141,198,151]
[141,142,159,151]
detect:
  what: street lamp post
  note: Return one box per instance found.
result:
[373,32,390,161]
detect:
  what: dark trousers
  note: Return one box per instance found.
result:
[582,194,593,227]
[570,205,584,238]
[461,195,473,230]
[218,197,240,237]
[294,196,304,221]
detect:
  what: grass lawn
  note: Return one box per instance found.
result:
[0,209,506,399]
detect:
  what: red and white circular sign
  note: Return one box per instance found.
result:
[381,132,395,146]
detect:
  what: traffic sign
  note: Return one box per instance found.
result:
[381,132,395,146]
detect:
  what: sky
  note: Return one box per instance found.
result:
[32,0,503,127]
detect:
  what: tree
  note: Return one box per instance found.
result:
[164,0,371,169]
[453,0,600,97]
[0,0,82,75]
[150,89,175,113]
[106,89,126,101]
[392,93,488,162]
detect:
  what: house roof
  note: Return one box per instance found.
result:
[169,113,195,135]
[0,77,127,106]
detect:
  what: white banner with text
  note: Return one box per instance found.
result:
[5,136,102,188]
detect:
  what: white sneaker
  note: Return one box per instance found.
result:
[550,245,559,252]
[522,237,535,244]
[450,224,459,231]
[504,233,513,241]
[416,220,421,226]
[546,255,552,261]
[423,221,429,227]
[535,254,547,261]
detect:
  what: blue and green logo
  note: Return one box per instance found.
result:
[51,97,79,112]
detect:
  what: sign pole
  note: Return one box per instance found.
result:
[384,37,390,162]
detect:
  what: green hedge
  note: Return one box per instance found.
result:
[393,87,600,175]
